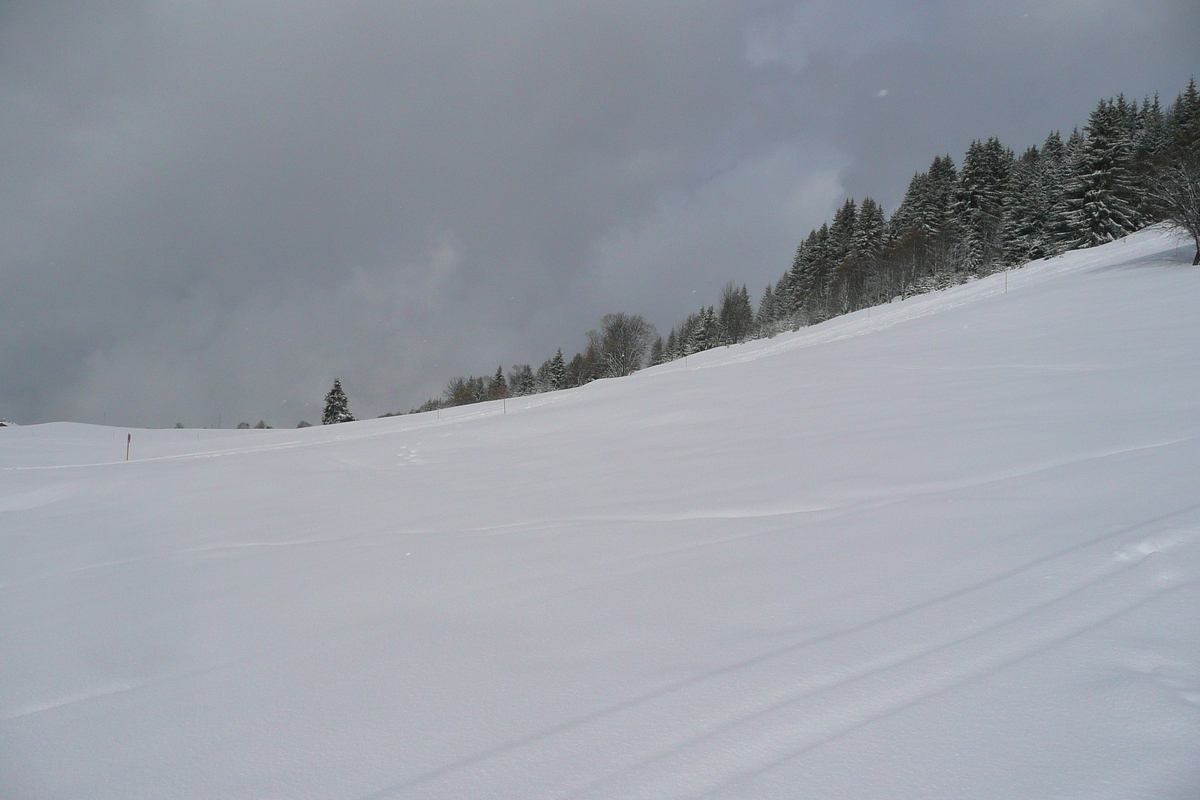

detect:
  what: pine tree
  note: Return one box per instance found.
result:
[925,155,960,242]
[754,281,778,336]
[648,335,665,365]
[843,196,886,307]
[1061,100,1142,247]
[717,282,753,344]
[679,306,719,353]
[885,155,958,283]
[952,137,1013,273]
[1167,78,1200,158]
[549,348,566,389]
[664,329,679,360]
[1038,131,1072,256]
[565,345,600,387]
[1047,128,1088,249]
[792,224,832,321]
[490,366,507,400]
[1001,145,1049,265]
[687,314,701,352]
[1132,95,1170,223]
[443,377,472,406]
[322,379,355,424]
[469,376,489,403]
[828,199,857,264]
[509,364,535,396]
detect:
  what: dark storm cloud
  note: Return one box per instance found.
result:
[1,1,1196,426]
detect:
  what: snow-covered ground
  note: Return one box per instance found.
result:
[2,227,1199,799]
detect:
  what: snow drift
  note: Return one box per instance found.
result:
[2,227,1199,799]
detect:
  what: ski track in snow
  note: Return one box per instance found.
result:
[2,681,145,722]
[364,514,1200,799]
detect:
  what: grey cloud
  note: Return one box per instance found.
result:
[745,0,927,71]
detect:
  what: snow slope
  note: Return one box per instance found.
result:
[2,227,1199,799]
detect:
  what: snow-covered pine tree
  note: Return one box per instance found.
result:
[469,376,489,403]
[845,197,886,307]
[508,364,535,396]
[648,335,665,366]
[793,223,833,321]
[952,137,1013,273]
[753,281,778,337]
[533,360,552,392]
[1061,100,1142,247]
[1001,145,1048,265]
[1037,131,1073,257]
[717,282,753,344]
[1167,78,1200,157]
[885,155,958,284]
[773,241,805,324]
[663,328,680,360]
[443,377,472,407]
[1047,128,1088,249]
[828,199,857,264]
[322,379,355,424]
[564,345,600,387]
[678,322,694,356]
[490,366,507,400]
[685,306,717,353]
[925,155,960,239]
[1132,95,1170,223]
[549,348,567,389]
[883,172,927,292]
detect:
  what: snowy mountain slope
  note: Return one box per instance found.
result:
[2,227,1199,799]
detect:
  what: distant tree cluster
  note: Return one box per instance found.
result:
[359,80,1197,420]
[403,313,657,413]
[645,282,754,366]
[652,81,1199,354]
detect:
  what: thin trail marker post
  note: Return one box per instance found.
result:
[126,434,131,461]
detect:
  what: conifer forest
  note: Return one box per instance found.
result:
[358,80,1200,420]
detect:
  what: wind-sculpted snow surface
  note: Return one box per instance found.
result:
[2,228,1199,798]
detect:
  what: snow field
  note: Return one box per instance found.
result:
[1,227,1199,798]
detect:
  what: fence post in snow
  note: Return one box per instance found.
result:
[126,434,131,461]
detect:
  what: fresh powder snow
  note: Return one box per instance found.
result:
[2,227,1198,798]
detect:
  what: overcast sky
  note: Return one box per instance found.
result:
[2,0,1197,427]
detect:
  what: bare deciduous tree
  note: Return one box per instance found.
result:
[586,313,656,378]
[1151,154,1200,264]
